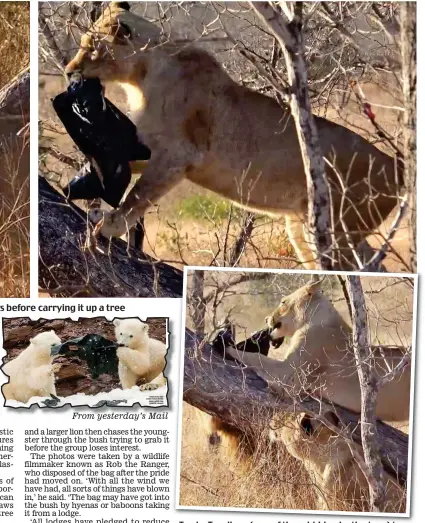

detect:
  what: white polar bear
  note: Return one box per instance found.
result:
[2,330,61,403]
[114,319,167,390]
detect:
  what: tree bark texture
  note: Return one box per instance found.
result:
[400,2,417,272]
[347,275,385,512]
[189,270,206,337]
[38,177,183,297]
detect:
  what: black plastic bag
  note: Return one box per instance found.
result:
[51,334,119,378]
[52,76,151,208]
[211,326,284,359]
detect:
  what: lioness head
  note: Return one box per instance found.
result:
[269,410,340,462]
[65,2,162,82]
[266,279,322,339]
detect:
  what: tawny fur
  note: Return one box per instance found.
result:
[269,411,405,512]
[226,280,410,421]
[2,331,61,403]
[208,416,246,454]
[65,2,402,270]
[114,318,166,389]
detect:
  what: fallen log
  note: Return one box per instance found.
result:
[38,176,183,297]
[183,329,409,486]
[0,67,29,117]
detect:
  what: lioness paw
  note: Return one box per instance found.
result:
[88,209,126,238]
[89,208,106,225]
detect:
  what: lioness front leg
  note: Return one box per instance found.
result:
[226,346,300,396]
[226,328,313,396]
[89,149,195,238]
[285,214,318,270]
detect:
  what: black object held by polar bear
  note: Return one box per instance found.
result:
[52,76,151,208]
[51,334,119,379]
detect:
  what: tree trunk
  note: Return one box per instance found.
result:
[38,177,183,297]
[188,270,206,337]
[347,275,384,512]
[0,67,29,117]
[250,2,333,269]
[400,3,417,272]
[183,328,409,486]
[228,212,256,266]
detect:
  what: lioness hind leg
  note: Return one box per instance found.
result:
[285,214,385,271]
[331,228,387,271]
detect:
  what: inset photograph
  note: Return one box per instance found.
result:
[39,2,416,299]
[0,2,29,297]
[178,268,416,515]
[1,317,169,408]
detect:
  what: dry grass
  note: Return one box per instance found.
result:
[0,2,30,297]
[0,151,30,298]
[0,2,29,88]
[180,404,317,511]
[179,404,407,513]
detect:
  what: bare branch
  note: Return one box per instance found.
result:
[400,3,416,272]
[251,1,333,269]
[347,275,385,512]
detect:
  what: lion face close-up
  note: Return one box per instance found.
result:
[65,2,161,82]
[266,280,322,339]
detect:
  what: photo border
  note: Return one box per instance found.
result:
[176,265,418,518]
[1,315,170,410]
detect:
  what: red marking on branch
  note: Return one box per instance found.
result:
[363,102,376,121]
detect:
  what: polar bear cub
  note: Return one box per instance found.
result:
[114,319,167,390]
[2,331,61,403]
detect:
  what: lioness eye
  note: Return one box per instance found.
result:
[120,332,122,335]
[129,335,133,338]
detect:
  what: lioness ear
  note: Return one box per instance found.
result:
[113,319,120,327]
[111,2,131,10]
[142,322,149,334]
[306,279,322,296]
[322,410,340,428]
[299,413,316,436]
[113,20,132,42]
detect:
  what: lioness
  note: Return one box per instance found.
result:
[269,410,405,512]
[226,280,410,421]
[64,2,402,270]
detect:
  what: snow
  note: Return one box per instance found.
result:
[5,384,168,409]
